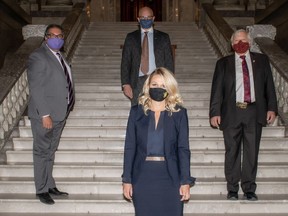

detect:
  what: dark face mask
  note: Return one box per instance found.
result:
[139,19,153,29]
[232,40,250,54]
[149,88,168,102]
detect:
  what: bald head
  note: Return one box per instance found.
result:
[138,7,154,18]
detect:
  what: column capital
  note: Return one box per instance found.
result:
[22,24,47,40]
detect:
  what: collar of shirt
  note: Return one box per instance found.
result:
[45,43,61,58]
[235,51,251,63]
[141,28,153,34]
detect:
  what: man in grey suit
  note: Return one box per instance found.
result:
[121,6,174,106]
[27,24,74,205]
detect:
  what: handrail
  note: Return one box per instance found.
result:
[255,37,288,129]
[0,3,88,151]
[200,3,233,57]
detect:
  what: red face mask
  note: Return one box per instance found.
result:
[232,40,250,54]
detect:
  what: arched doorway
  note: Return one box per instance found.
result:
[121,0,162,21]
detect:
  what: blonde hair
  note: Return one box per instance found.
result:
[138,67,183,115]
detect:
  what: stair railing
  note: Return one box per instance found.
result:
[199,3,288,130]
[0,3,88,152]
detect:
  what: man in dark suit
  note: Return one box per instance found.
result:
[27,24,74,205]
[121,6,174,106]
[209,29,277,201]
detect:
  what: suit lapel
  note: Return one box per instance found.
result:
[136,106,149,154]
[229,54,236,85]
[43,44,67,79]
[250,52,257,79]
[228,54,237,101]
[136,30,142,57]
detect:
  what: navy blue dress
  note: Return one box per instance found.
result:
[132,111,183,216]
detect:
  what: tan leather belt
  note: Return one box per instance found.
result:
[146,156,165,161]
[236,102,255,109]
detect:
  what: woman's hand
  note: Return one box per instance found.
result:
[179,184,190,201]
[123,183,133,201]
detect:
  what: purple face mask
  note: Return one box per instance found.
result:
[46,38,64,50]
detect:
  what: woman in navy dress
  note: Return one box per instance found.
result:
[122,67,195,216]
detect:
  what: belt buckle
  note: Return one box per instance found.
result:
[236,102,248,109]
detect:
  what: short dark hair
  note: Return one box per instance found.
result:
[44,24,63,37]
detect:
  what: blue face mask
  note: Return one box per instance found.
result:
[46,38,64,50]
[139,19,154,29]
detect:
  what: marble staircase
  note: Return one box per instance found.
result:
[0,22,288,215]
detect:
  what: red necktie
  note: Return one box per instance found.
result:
[57,52,75,111]
[141,32,149,74]
[240,55,251,103]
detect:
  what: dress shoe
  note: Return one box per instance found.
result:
[36,192,55,205]
[243,192,258,201]
[49,187,69,196]
[227,191,238,200]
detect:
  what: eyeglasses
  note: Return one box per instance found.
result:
[139,16,153,20]
[46,33,64,39]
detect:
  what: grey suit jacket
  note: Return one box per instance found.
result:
[27,43,73,121]
[121,29,174,89]
[209,52,278,129]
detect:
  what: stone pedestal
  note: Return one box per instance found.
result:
[246,25,276,53]
[22,25,47,40]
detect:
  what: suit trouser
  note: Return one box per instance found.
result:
[131,75,148,106]
[223,104,262,193]
[30,118,66,194]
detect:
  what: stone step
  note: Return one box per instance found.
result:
[72,73,214,78]
[74,83,212,91]
[18,125,285,138]
[12,136,288,151]
[6,149,288,164]
[23,116,211,127]
[2,214,287,216]
[68,107,209,117]
[0,194,288,214]
[71,58,216,63]
[74,92,211,99]
[1,164,288,179]
[1,178,288,195]
[73,78,214,83]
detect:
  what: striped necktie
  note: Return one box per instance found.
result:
[240,55,251,103]
[56,52,75,112]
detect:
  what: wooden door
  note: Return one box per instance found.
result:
[121,0,162,21]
